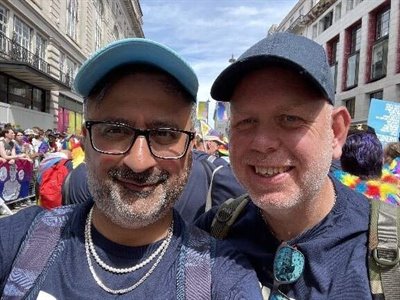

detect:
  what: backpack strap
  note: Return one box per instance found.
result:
[205,165,223,212]
[210,194,249,239]
[61,170,72,205]
[2,206,74,299]
[176,224,214,300]
[369,200,400,300]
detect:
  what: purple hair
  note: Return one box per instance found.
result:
[341,133,383,180]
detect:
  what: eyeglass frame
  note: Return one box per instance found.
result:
[268,242,305,300]
[84,120,195,160]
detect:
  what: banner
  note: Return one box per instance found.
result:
[197,101,209,121]
[199,119,213,137]
[0,160,34,202]
[367,98,400,146]
[214,101,228,121]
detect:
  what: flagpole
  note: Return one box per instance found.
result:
[206,98,210,125]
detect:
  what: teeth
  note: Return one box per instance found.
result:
[255,166,289,176]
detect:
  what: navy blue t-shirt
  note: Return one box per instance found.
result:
[0,201,262,299]
[175,150,245,223]
[197,176,373,299]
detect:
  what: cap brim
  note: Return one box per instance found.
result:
[74,38,198,100]
[211,56,332,103]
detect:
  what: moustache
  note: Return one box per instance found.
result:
[108,167,169,185]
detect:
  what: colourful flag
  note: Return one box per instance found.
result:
[215,102,228,121]
[199,119,213,137]
[197,101,209,120]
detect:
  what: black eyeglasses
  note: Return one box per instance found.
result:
[85,121,195,160]
[268,243,305,300]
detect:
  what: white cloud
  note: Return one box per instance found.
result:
[141,0,297,125]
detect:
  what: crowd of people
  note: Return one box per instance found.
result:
[0,123,76,166]
[0,33,399,299]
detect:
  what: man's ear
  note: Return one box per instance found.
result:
[331,106,351,160]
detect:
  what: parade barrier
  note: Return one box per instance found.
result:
[0,160,35,205]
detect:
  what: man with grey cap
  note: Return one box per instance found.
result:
[197,32,380,299]
[0,38,262,299]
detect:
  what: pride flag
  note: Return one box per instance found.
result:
[215,101,228,121]
[197,101,209,121]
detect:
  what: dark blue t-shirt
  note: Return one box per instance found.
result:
[175,150,245,223]
[197,176,373,299]
[0,201,262,299]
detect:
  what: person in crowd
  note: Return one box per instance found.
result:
[13,130,33,163]
[0,38,262,299]
[197,32,381,299]
[203,131,226,157]
[0,128,29,164]
[334,132,399,205]
[383,142,400,177]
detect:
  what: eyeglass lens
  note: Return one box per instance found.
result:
[90,122,191,158]
[268,244,305,300]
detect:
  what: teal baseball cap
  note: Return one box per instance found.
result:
[74,38,198,101]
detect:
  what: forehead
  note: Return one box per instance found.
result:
[86,73,193,127]
[231,66,326,111]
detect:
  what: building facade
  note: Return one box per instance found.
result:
[0,0,143,133]
[274,0,400,124]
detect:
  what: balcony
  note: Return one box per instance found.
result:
[287,15,307,33]
[304,0,336,25]
[0,32,71,90]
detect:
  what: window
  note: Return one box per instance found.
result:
[344,98,355,118]
[335,3,342,21]
[371,39,388,80]
[59,53,77,87]
[312,24,318,38]
[113,25,119,40]
[32,87,45,111]
[67,0,78,40]
[13,17,31,50]
[327,38,339,92]
[347,0,354,12]
[320,11,333,33]
[94,0,103,49]
[8,78,32,108]
[0,5,8,51]
[376,9,390,40]
[0,73,7,102]
[370,8,390,81]
[369,90,383,100]
[35,33,46,71]
[346,24,361,89]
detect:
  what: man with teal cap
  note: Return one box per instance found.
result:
[0,38,262,299]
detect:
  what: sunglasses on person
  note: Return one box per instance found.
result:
[268,243,305,300]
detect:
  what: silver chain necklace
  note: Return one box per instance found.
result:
[84,207,174,295]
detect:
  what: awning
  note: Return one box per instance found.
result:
[0,61,70,91]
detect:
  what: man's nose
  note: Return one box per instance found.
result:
[249,126,281,153]
[122,136,158,173]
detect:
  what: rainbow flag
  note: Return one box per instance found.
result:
[197,101,209,121]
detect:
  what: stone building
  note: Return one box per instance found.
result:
[0,0,143,132]
[273,0,400,124]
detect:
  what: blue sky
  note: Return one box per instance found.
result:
[141,0,297,122]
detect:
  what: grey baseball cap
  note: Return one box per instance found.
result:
[211,32,334,104]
